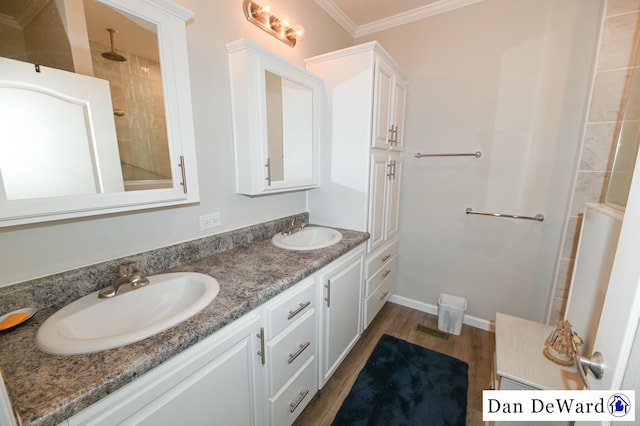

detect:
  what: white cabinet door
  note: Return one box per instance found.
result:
[391,77,406,152]
[67,314,266,426]
[369,151,402,251]
[319,247,365,386]
[126,318,264,426]
[372,58,394,150]
[368,151,389,252]
[372,57,406,152]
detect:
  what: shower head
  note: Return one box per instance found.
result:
[102,28,126,62]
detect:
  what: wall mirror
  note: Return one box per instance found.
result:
[227,39,321,195]
[264,70,314,184]
[0,0,199,226]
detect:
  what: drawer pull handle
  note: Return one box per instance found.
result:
[256,327,265,365]
[379,291,389,301]
[289,389,310,413]
[382,269,391,278]
[288,341,311,364]
[287,301,311,320]
[382,254,391,262]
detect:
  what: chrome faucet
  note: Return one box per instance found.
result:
[281,217,306,235]
[98,262,149,298]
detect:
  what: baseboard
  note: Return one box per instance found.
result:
[388,295,495,332]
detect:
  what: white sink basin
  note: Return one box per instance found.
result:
[36,272,219,355]
[271,226,342,251]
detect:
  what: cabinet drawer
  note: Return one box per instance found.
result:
[364,273,393,327]
[365,241,397,278]
[266,277,315,339]
[268,309,316,395]
[270,356,317,426]
[365,255,396,297]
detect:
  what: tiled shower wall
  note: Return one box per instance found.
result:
[90,40,170,181]
[549,0,640,324]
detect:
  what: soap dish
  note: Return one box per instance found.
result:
[0,307,37,331]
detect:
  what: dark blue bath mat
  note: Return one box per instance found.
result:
[332,334,468,426]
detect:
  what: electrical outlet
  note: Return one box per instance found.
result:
[200,212,221,230]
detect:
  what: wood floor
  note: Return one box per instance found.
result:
[294,302,495,426]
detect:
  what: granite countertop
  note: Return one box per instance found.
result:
[0,227,369,426]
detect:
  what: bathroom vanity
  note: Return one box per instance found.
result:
[0,217,369,426]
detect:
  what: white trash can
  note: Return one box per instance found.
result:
[437,294,467,335]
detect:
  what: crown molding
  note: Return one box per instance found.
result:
[313,0,358,36]
[314,0,483,38]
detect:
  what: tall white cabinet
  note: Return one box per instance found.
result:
[306,42,407,328]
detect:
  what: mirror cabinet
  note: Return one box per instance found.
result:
[0,0,199,226]
[227,39,321,195]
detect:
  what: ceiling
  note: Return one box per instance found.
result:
[0,0,47,28]
[313,0,483,37]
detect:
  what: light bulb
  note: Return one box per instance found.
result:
[279,14,291,28]
[258,0,271,14]
[292,24,305,41]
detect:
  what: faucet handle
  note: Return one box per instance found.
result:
[118,262,138,277]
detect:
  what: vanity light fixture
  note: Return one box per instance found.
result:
[243,0,305,47]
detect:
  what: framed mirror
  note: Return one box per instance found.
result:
[0,0,199,226]
[264,70,314,185]
[227,39,321,195]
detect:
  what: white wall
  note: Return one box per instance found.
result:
[358,0,603,322]
[0,0,353,287]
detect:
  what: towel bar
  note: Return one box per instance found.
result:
[414,151,482,159]
[465,207,544,222]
